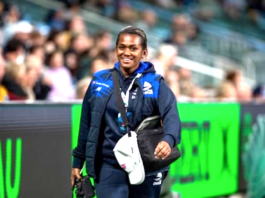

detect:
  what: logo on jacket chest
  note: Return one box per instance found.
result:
[143,82,153,95]
[91,80,112,97]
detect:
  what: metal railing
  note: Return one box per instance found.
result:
[243,52,265,84]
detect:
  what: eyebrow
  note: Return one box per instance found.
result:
[118,44,139,47]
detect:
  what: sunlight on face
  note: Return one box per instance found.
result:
[116,33,147,76]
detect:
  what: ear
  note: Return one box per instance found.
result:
[142,49,148,59]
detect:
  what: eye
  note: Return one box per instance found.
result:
[130,47,137,51]
[118,46,124,50]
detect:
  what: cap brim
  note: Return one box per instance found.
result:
[128,162,145,185]
[113,131,145,185]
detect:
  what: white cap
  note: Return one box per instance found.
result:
[113,131,145,185]
[15,21,34,34]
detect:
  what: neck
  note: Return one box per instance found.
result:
[120,67,138,78]
[121,70,130,78]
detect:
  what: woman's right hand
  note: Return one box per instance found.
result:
[71,168,82,187]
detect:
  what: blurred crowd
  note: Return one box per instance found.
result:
[0,0,264,103]
[83,0,265,31]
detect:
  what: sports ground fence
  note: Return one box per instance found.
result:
[0,102,264,198]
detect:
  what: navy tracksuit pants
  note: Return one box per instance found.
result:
[94,163,167,198]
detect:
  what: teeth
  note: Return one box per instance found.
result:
[123,58,131,62]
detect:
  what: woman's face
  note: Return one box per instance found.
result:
[73,34,91,53]
[25,68,38,88]
[50,52,63,68]
[116,33,147,75]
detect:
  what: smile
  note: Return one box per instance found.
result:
[122,58,132,63]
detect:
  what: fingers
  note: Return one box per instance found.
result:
[71,168,82,187]
[154,141,171,160]
[71,176,75,187]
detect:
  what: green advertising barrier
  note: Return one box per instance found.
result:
[71,103,240,198]
[171,103,240,198]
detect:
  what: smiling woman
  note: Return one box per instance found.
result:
[116,27,148,77]
[71,26,181,198]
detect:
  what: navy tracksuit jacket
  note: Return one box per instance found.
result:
[72,61,181,197]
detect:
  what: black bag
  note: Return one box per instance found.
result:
[136,116,181,172]
[112,70,181,173]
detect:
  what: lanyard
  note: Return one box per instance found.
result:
[121,73,142,108]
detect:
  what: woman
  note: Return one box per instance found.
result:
[45,50,75,101]
[3,62,28,100]
[71,26,181,198]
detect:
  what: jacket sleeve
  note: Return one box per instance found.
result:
[72,84,91,169]
[158,79,181,148]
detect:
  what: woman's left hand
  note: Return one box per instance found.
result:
[154,141,171,160]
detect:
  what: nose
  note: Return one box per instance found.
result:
[124,48,130,55]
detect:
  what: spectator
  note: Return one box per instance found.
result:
[56,31,72,52]
[190,86,206,100]
[3,39,25,64]
[0,54,8,101]
[165,67,179,84]
[0,3,21,45]
[89,30,113,58]
[11,21,34,46]
[45,50,75,101]
[237,82,252,102]
[178,67,195,97]
[136,9,168,39]
[25,54,52,100]
[225,69,252,102]
[65,15,87,35]
[65,32,93,79]
[253,84,265,102]
[113,2,138,24]
[44,29,61,54]
[70,33,92,56]
[3,62,28,100]
[136,9,157,32]
[2,3,21,24]
[90,55,111,76]
[216,81,237,101]
[28,45,46,63]
[23,65,38,101]
[75,77,92,99]
[45,10,66,31]
[151,44,178,76]
[0,1,8,26]
[62,0,81,20]
[164,14,200,51]
[106,47,118,66]
[165,68,180,98]
[186,23,200,42]
[222,0,246,19]
[167,30,188,48]
[171,14,190,32]
[0,0,259,105]
[246,0,265,25]
[29,31,47,48]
